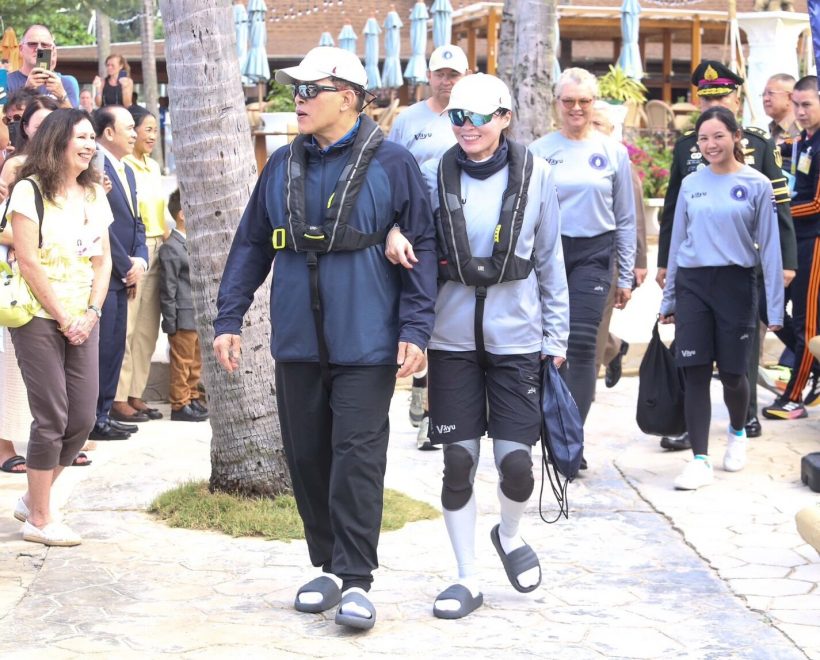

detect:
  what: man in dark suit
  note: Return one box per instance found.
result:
[91,105,148,440]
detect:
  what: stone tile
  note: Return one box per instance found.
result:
[730,548,808,568]
[728,578,815,597]
[719,564,791,580]
[790,563,820,581]
[769,609,820,626]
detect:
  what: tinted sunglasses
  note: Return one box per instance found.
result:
[292,83,341,100]
[2,114,22,126]
[447,109,499,127]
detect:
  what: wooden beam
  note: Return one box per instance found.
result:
[662,29,672,103]
[487,6,499,75]
[467,27,477,73]
[691,14,702,102]
[639,35,646,67]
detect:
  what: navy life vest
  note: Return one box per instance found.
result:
[435,140,534,365]
[277,114,385,254]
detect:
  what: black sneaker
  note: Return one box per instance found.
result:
[804,374,820,407]
[171,404,209,422]
[190,399,209,414]
[744,416,762,438]
[660,432,691,451]
[605,341,629,388]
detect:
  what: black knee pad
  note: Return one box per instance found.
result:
[441,445,475,511]
[499,450,534,503]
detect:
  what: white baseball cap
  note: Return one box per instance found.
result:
[428,45,469,74]
[445,73,512,115]
[275,46,367,88]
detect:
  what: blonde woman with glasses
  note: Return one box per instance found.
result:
[530,68,636,470]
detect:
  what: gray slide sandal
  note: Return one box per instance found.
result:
[335,591,376,630]
[293,576,342,613]
[490,523,542,593]
[433,584,484,619]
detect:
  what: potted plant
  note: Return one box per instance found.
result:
[624,136,673,234]
[598,65,648,141]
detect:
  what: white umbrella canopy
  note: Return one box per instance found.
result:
[381,10,404,88]
[363,18,383,89]
[617,0,644,79]
[431,0,453,49]
[338,24,358,54]
[244,0,270,84]
[404,1,429,85]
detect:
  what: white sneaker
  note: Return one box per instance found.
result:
[723,429,748,472]
[674,457,714,490]
[22,520,81,547]
[409,386,425,427]
[13,497,29,522]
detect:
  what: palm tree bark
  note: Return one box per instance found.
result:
[95,8,110,79]
[498,0,557,142]
[158,0,290,497]
[140,0,164,167]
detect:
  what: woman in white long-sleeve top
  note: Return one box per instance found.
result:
[660,106,784,491]
[387,73,569,619]
[530,68,636,471]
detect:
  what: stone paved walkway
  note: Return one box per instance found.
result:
[0,376,817,658]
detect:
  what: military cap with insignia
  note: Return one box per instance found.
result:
[691,60,744,98]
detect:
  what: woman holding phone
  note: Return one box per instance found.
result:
[660,106,784,490]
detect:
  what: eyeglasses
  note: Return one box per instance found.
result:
[559,97,594,109]
[292,83,341,100]
[447,109,498,127]
[23,41,54,49]
[2,113,22,126]
[761,90,789,98]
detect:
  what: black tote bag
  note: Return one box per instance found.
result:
[636,320,686,437]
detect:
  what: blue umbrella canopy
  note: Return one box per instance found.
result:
[431,0,453,49]
[233,2,249,83]
[404,1,428,85]
[363,18,382,89]
[617,0,643,80]
[381,10,404,89]
[244,0,270,83]
[553,17,561,81]
[338,24,358,55]
[318,31,335,47]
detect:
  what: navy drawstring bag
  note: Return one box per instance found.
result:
[539,359,584,522]
[636,320,686,437]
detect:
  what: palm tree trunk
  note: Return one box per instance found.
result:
[95,8,111,79]
[498,0,557,142]
[140,0,164,167]
[158,0,290,497]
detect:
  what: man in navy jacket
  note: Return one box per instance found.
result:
[91,106,148,440]
[213,47,437,631]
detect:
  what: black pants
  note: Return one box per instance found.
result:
[274,361,397,592]
[560,232,614,423]
[96,287,128,422]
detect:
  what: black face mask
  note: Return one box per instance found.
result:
[7,121,23,151]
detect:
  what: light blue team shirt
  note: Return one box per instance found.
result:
[420,156,570,358]
[529,131,636,289]
[661,165,784,327]
[387,100,457,166]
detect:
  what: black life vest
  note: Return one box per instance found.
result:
[276,114,385,254]
[435,140,535,366]
[436,139,534,287]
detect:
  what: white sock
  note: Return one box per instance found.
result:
[340,587,372,618]
[437,494,481,612]
[497,485,539,588]
[297,573,342,606]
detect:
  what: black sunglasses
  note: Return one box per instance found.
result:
[292,83,341,100]
[2,114,22,126]
[447,109,500,128]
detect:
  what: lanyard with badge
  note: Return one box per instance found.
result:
[796,142,812,176]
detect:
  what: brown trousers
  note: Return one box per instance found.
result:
[10,317,99,470]
[168,330,202,410]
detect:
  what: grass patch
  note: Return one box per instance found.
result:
[148,481,439,540]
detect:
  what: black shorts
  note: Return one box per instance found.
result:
[427,349,542,446]
[674,266,757,375]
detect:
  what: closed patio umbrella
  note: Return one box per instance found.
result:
[244,0,270,84]
[404,1,429,85]
[617,0,643,80]
[338,24,358,54]
[553,17,562,80]
[381,10,404,89]
[233,2,249,85]
[0,28,20,72]
[431,0,453,49]
[318,31,335,47]
[363,18,382,89]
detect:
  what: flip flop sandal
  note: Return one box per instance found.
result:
[490,524,542,594]
[334,591,376,630]
[71,452,92,467]
[1,455,26,473]
[293,576,342,613]
[433,584,484,620]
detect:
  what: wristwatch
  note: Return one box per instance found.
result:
[87,304,102,318]
[56,94,68,105]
